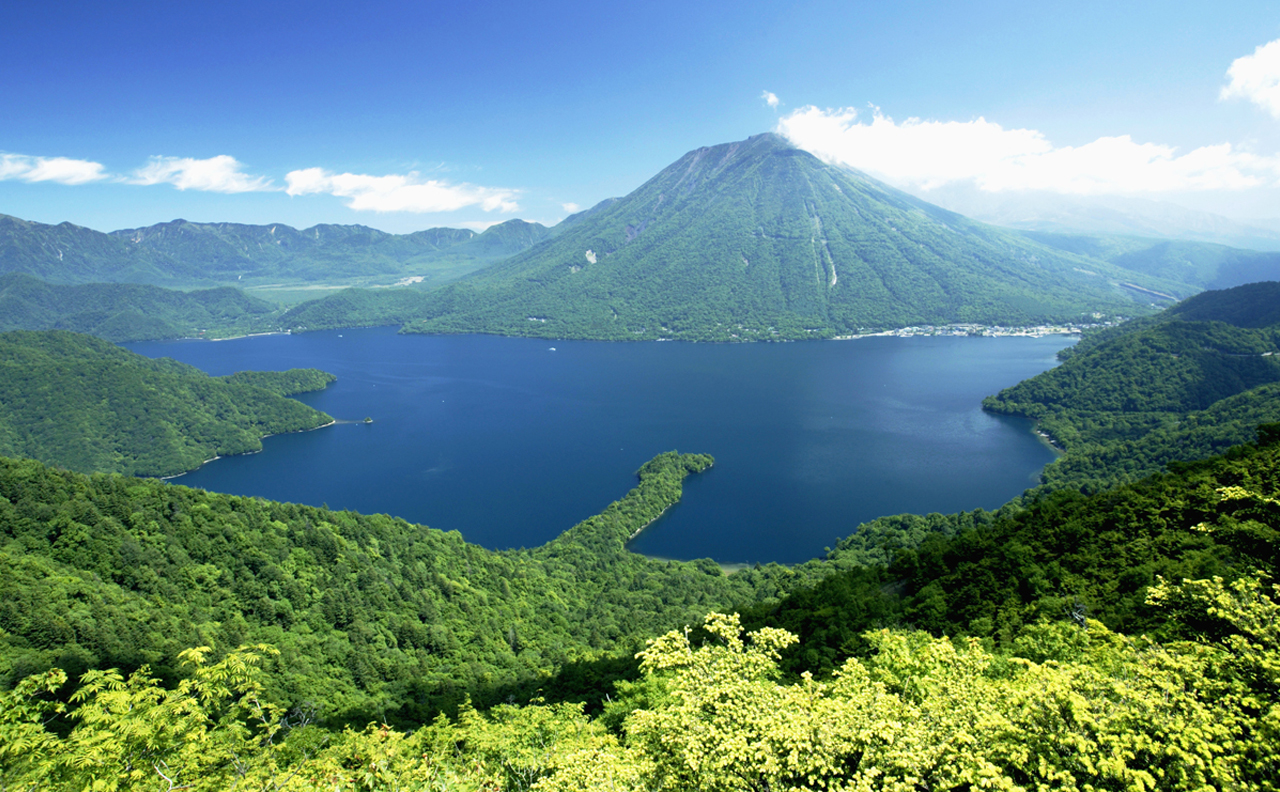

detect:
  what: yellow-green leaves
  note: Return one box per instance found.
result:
[3,588,1276,791]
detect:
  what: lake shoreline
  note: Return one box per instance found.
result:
[160,418,338,481]
[130,328,1072,564]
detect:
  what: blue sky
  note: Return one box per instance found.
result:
[3,0,1280,233]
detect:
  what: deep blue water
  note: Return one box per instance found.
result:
[126,328,1072,564]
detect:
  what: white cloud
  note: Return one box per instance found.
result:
[762,90,780,109]
[1222,38,1280,118]
[0,153,108,185]
[561,202,581,213]
[285,167,519,213]
[131,155,274,193]
[777,105,1280,195]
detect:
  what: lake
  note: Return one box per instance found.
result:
[127,328,1072,564]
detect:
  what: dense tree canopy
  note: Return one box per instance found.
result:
[741,428,1280,678]
[3,574,1275,791]
[0,450,801,723]
[4,283,1280,788]
[985,282,1280,493]
[0,330,335,476]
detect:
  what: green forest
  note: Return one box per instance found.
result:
[984,281,1280,493]
[0,331,336,477]
[0,272,287,342]
[2,282,1280,789]
[2,429,1277,789]
[0,449,818,721]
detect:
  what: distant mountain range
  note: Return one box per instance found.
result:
[0,214,552,290]
[6,132,1280,341]
[915,186,1280,252]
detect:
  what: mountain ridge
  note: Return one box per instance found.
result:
[0,213,552,291]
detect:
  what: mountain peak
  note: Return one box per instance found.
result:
[688,131,793,156]
[392,133,1183,341]
[676,131,798,169]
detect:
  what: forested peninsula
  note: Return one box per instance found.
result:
[985,281,1280,493]
[0,330,336,477]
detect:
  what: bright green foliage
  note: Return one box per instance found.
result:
[554,586,1278,792]
[4,422,1278,729]
[0,644,287,791]
[0,449,798,723]
[740,431,1280,677]
[0,330,335,476]
[0,272,284,342]
[8,579,1274,792]
[985,281,1280,493]
[449,700,621,791]
[0,667,67,787]
[1148,575,1280,786]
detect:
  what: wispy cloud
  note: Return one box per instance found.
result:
[778,105,1280,195]
[761,90,780,109]
[285,168,519,213]
[0,153,108,185]
[131,155,274,192]
[1222,38,1280,118]
[561,202,581,213]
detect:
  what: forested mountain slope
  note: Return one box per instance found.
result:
[1019,231,1280,290]
[1162,279,1280,325]
[0,331,335,476]
[0,272,283,341]
[743,425,1280,675]
[984,281,1280,492]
